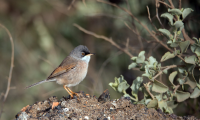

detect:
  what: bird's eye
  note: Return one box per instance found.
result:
[82,52,85,56]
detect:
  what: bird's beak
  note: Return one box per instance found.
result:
[86,53,95,56]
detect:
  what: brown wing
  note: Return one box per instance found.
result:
[47,56,77,79]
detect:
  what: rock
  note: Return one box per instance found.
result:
[15,91,198,120]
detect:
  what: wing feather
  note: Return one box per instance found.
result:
[47,56,77,79]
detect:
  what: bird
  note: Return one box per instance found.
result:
[25,45,94,98]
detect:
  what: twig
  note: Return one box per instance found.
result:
[155,0,164,28]
[46,0,69,16]
[143,82,154,99]
[173,85,180,94]
[158,1,173,9]
[182,29,195,44]
[179,0,181,10]
[163,0,195,45]
[73,23,133,57]
[168,0,175,9]
[152,65,177,81]
[124,22,144,50]
[146,6,158,30]
[68,0,76,10]
[0,23,14,118]
[96,0,185,62]
[125,38,129,49]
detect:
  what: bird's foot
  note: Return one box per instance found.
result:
[70,92,80,101]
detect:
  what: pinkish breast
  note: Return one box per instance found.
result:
[56,60,88,87]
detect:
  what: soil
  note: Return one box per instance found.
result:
[15,90,198,120]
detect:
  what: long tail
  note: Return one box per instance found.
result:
[25,79,48,89]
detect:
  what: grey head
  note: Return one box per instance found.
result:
[70,45,93,62]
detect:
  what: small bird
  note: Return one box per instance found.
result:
[25,45,94,98]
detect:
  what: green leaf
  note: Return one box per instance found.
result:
[161,13,173,25]
[192,37,199,43]
[177,78,185,85]
[131,57,137,61]
[158,100,168,112]
[184,77,196,89]
[140,63,146,71]
[197,83,200,89]
[167,41,172,44]
[169,71,177,86]
[149,56,157,65]
[155,94,162,101]
[142,73,150,78]
[186,64,197,86]
[190,87,200,98]
[184,55,196,64]
[160,52,175,62]
[145,99,152,105]
[109,79,119,91]
[137,98,145,105]
[117,76,130,93]
[163,69,168,74]
[173,21,184,31]
[174,50,180,55]
[175,90,190,102]
[147,99,158,108]
[109,75,129,92]
[170,42,179,48]
[180,41,190,53]
[128,63,137,69]
[178,67,186,74]
[136,51,145,63]
[152,80,169,93]
[167,100,178,109]
[158,29,171,39]
[123,93,131,98]
[117,82,130,92]
[182,8,193,20]
[168,8,182,15]
[191,45,200,57]
[131,77,143,97]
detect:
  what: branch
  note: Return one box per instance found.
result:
[96,0,185,62]
[146,6,158,30]
[179,0,181,10]
[173,85,180,94]
[73,24,133,58]
[68,0,76,10]
[143,82,154,99]
[155,0,164,28]
[0,23,14,118]
[158,1,173,9]
[152,65,177,81]
[124,22,144,50]
[168,0,175,8]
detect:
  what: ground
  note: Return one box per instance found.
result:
[15,90,198,120]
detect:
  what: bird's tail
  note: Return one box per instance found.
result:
[25,79,48,89]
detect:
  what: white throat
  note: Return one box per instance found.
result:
[81,55,91,63]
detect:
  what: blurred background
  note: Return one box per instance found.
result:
[0,0,200,119]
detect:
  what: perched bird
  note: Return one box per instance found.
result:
[25,45,94,98]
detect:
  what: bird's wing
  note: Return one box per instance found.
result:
[47,56,77,79]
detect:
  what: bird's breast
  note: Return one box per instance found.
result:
[56,61,89,87]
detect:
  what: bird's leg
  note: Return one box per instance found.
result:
[67,87,79,98]
[63,85,73,98]
[63,85,79,99]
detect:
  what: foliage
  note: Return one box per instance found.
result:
[109,7,200,114]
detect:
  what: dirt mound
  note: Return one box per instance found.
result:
[15,90,198,120]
